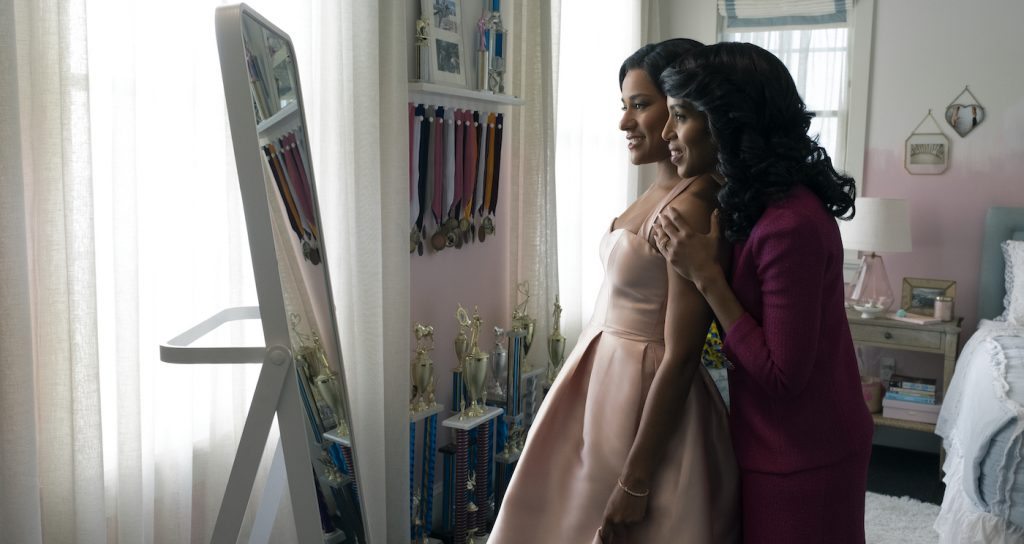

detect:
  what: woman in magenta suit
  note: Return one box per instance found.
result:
[652,42,874,543]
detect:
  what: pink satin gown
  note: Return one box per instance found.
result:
[489,178,740,543]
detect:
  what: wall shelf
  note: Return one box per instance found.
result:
[409,81,524,106]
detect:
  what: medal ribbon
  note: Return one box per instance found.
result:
[453,109,465,218]
[422,106,436,232]
[482,112,497,215]
[432,106,445,227]
[444,109,456,222]
[475,111,488,218]
[489,113,503,215]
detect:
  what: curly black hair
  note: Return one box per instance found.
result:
[619,38,704,92]
[659,42,856,242]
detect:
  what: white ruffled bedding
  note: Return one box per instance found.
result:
[935,319,1024,543]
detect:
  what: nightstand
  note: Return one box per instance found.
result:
[846,309,962,434]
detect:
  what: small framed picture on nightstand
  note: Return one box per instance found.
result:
[901,277,956,315]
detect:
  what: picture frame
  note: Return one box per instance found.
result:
[905,132,949,175]
[421,0,467,87]
[901,277,956,314]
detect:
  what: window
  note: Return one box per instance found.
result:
[722,27,850,169]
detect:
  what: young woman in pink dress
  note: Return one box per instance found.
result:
[489,38,740,544]
[653,42,874,543]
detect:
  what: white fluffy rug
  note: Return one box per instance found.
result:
[865,491,940,543]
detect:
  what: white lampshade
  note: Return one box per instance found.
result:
[839,198,912,253]
[840,198,913,315]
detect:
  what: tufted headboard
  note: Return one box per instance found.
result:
[978,207,1024,320]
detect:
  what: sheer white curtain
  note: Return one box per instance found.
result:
[0,0,408,541]
[505,0,561,365]
[554,1,653,347]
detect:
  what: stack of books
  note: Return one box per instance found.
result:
[882,374,941,424]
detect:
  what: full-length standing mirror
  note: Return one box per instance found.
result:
[215,3,367,542]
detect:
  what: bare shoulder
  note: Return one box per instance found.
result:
[662,176,720,233]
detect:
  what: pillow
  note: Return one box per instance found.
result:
[1002,239,1024,325]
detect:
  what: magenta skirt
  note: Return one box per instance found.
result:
[740,446,871,543]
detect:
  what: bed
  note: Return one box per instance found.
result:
[935,207,1024,543]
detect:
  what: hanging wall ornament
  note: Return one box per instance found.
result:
[944,85,985,137]
[905,109,950,175]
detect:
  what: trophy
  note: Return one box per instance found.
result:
[454,305,470,372]
[547,295,566,385]
[488,326,508,400]
[414,16,429,82]
[461,307,490,417]
[411,323,438,413]
[480,0,506,94]
[311,332,350,438]
[290,313,349,437]
[512,281,536,371]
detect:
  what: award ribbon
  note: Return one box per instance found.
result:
[489,113,503,215]
[444,111,456,216]
[432,106,445,227]
[411,105,424,231]
[264,143,302,239]
[482,112,497,215]
[453,109,464,219]
[422,106,436,233]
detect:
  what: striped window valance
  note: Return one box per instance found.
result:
[718,0,854,30]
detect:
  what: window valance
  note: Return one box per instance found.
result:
[718,0,854,30]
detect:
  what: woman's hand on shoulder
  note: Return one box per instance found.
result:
[653,199,727,286]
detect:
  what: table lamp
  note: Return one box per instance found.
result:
[838,197,912,316]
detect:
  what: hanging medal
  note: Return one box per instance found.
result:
[463,110,479,244]
[417,105,430,255]
[475,111,489,242]
[430,106,447,252]
[486,113,503,236]
[423,107,440,254]
[411,104,423,254]
[452,109,465,248]
[481,112,498,239]
[443,109,458,247]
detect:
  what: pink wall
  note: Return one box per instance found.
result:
[409,138,513,418]
[860,0,1024,339]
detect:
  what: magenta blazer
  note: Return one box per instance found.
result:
[721,185,874,474]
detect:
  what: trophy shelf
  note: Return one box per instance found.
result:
[255,100,299,135]
[409,81,524,106]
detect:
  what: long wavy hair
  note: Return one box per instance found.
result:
[619,37,704,91]
[659,42,856,242]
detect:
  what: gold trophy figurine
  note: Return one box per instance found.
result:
[512,281,537,371]
[547,294,566,385]
[488,326,508,400]
[290,313,349,437]
[411,323,438,413]
[414,17,430,82]
[311,332,350,438]
[461,307,490,418]
[454,305,470,372]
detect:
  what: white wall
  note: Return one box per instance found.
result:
[658,0,717,45]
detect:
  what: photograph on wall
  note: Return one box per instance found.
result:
[904,133,949,175]
[421,0,466,86]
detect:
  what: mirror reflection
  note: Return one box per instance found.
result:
[240,13,366,542]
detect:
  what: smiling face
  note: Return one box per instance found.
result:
[661,96,717,179]
[619,69,671,166]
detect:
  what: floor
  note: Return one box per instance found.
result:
[866,444,945,505]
